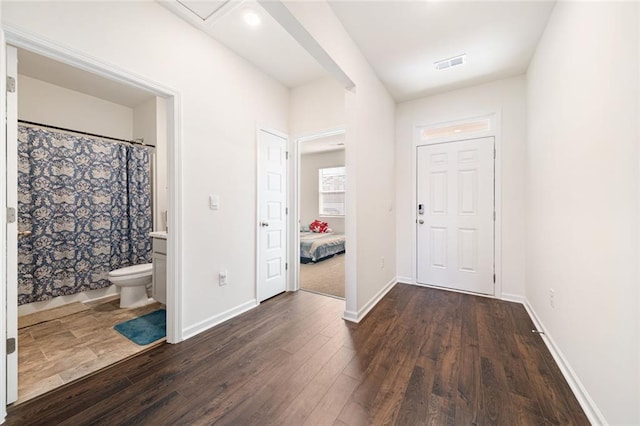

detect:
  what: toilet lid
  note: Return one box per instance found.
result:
[109,263,152,277]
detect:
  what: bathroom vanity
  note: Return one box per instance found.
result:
[150,231,167,305]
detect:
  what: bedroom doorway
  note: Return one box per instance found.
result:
[295,130,346,299]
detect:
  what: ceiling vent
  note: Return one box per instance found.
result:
[434,54,466,71]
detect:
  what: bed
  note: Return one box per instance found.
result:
[300,232,346,263]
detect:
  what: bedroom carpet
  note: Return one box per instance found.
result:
[300,254,345,298]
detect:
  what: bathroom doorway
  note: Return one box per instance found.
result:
[4,43,178,405]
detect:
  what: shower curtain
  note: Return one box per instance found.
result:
[17,125,152,305]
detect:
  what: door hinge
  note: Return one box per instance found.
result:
[285,207,288,215]
[494,148,496,159]
[493,273,496,283]
[7,207,16,224]
[6,76,15,93]
[285,263,288,271]
[6,338,15,355]
[285,151,289,160]
[493,211,496,221]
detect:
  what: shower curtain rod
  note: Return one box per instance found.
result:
[18,119,153,147]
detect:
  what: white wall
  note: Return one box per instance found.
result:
[133,97,156,144]
[300,149,345,233]
[526,2,639,424]
[155,97,168,233]
[133,97,168,232]
[18,74,133,140]
[285,1,396,318]
[3,1,289,336]
[289,75,345,135]
[395,75,527,298]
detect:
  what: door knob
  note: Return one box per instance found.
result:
[418,219,424,224]
[18,230,32,237]
[260,221,269,227]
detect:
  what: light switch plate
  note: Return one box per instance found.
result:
[209,194,219,210]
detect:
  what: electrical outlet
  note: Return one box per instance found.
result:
[219,270,228,286]
[549,288,555,308]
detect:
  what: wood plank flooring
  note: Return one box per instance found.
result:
[6,284,589,425]
[16,299,164,404]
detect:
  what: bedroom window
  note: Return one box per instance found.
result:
[319,166,345,216]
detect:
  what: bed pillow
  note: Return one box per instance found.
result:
[300,224,310,232]
[309,220,330,233]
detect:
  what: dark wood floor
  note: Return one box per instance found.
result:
[6,284,588,425]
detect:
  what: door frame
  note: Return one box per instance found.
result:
[1,26,184,414]
[411,112,502,298]
[0,28,6,420]
[4,44,17,405]
[255,125,290,302]
[291,127,346,293]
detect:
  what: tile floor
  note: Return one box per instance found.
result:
[16,298,164,404]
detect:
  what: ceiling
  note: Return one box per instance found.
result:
[163,0,328,88]
[328,1,556,101]
[300,134,345,155]
[163,1,555,102]
[19,1,556,107]
[17,49,155,108]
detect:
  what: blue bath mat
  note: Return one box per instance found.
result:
[114,309,166,345]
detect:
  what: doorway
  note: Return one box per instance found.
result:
[415,137,495,295]
[3,39,181,406]
[295,130,346,299]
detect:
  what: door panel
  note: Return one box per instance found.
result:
[416,137,494,295]
[258,130,287,302]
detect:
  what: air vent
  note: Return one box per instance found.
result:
[434,54,466,71]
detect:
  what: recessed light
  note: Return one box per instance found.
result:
[453,129,462,133]
[243,10,261,27]
[434,54,466,70]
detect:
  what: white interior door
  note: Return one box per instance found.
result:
[257,129,287,302]
[416,137,494,295]
[5,45,18,404]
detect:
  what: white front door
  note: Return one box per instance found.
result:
[5,45,18,404]
[257,129,287,302]
[416,137,494,295]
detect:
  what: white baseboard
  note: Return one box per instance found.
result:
[342,309,358,323]
[523,299,606,425]
[18,285,118,316]
[343,277,397,323]
[182,299,258,340]
[501,292,526,304]
[396,276,414,284]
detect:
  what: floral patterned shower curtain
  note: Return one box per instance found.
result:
[17,125,152,305]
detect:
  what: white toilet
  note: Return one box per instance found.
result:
[108,263,153,308]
